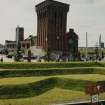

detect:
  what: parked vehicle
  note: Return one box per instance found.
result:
[6,54,13,58]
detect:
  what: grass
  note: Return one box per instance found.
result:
[1,74,105,85]
[0,89,89,105]
[0,76,104,99]
[0,77,48,85]
[60,74,105,81]
[0,88,105,105]
[0,62,105,105]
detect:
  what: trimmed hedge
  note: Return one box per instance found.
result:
[0,62,104,69]
[0,77,95,99]
[0,68,105,78]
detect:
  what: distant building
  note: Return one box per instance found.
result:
[5,36,37,51]
[5,26,37,51]
[0,44,5,53]
[66,29,78,60]
[16,26,24,42]
[16,26,24,50]
[5,40,16,51]
[101,42,104,48]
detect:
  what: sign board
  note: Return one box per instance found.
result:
[85,85,99,95]
[85,85,102,95]
[91,94,99,103]
[85,84,104,105]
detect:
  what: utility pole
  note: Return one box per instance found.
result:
[85,32,88,61]
[99,34,102,60]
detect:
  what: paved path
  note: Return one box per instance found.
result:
[0,54,38,62]
[0,54,14,62]
[53,100,105,105]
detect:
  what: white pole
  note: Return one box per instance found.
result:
[86,32,88,61]
[99,34,102,58]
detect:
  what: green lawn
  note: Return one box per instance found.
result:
[0,77,48,85]
[0,89,89,105]
[0,88,105,105]
[0,75,104,100]
[0,62,105,105]
[0,74,105,85]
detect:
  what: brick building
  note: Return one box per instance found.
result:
[66,29,78,60]
[36,0,69,53]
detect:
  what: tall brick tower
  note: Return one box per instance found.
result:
[36,0,69,53]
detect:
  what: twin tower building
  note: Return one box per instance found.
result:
[36,0,78,57]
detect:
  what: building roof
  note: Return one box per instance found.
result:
[36,0,69,12]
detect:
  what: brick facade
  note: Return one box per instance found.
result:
[36,0,69,53]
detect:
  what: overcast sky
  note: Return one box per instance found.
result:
[0,0,105,47]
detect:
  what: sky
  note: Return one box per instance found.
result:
[0,0,105,47]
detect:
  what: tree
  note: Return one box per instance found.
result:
[29,35,34,46]
[15,41,22,62]
[27,50,31,62]
[102,51,104,59]
[95,47,99,62]
[78,51,81,61]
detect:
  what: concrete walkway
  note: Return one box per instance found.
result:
[53,100,105,105]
